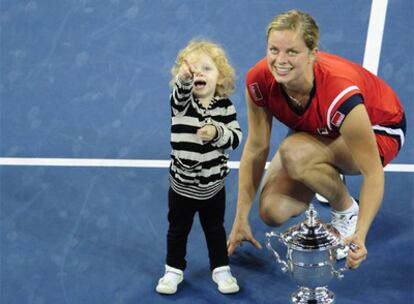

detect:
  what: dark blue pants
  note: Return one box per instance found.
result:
[166,187,229,271]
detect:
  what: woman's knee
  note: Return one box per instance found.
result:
[259,195,291,226]
[259,186,311,226]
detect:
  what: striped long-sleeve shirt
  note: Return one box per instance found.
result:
[169,77,243,200]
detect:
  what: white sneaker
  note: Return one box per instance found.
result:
[315,193,329,203]
[212,266,239,294]
[155,265,184,294]
[331,198,359,260]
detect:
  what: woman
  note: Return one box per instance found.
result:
[227,10,405,269]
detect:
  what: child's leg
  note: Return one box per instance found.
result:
[166,187,196,270]
[198,187,229,271]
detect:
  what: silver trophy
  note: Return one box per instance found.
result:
[265,204,349,303]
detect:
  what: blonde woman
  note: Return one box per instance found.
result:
[227,10,405,270]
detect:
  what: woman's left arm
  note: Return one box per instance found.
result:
[340,104,385,268]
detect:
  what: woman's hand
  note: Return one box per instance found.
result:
[227,218,262,256]
[343,233,368,269]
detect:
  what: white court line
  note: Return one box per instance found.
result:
[0,157,413,172]
[363,0,388,74]
[0,157,169,168]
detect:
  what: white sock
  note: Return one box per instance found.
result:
[334,197,358,214]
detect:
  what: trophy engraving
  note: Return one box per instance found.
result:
[266,204,349,303]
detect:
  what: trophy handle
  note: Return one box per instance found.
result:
[332,265,349,279]
[265,231,289,273]
[332,243,350,279]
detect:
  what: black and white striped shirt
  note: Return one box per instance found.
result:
[169,77,242,200]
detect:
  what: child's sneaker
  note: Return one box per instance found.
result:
[212,266,239,294]
[331,197,359,260]
[155,265,184,294]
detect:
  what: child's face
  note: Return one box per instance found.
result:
[186,52,219,99]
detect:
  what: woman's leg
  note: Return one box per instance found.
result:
[259,132,360,226]
[259,150,314,226]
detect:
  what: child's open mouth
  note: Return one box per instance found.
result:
[194,80,206,89]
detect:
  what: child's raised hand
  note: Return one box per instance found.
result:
[178,59,195,82]
[178,58,203,82]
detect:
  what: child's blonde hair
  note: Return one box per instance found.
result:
[170,39,236,98]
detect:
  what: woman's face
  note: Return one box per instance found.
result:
[266,29,317,89]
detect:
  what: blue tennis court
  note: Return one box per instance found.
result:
[1,1,412,303]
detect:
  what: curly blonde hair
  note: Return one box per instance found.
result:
[170,39,236,98]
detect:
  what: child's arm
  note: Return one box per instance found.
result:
[206,101,242,151]
[171,60,199,113]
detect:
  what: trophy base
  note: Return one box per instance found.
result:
[291,287,335,304]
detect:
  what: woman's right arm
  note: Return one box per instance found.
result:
[227,89,273,255]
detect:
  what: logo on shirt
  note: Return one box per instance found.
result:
[249,82,263,102]
[331,111,346,128]
[317,128,329,135]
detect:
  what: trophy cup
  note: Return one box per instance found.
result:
[265,204,349,303]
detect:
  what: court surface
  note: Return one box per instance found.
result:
[1,1,413,303]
